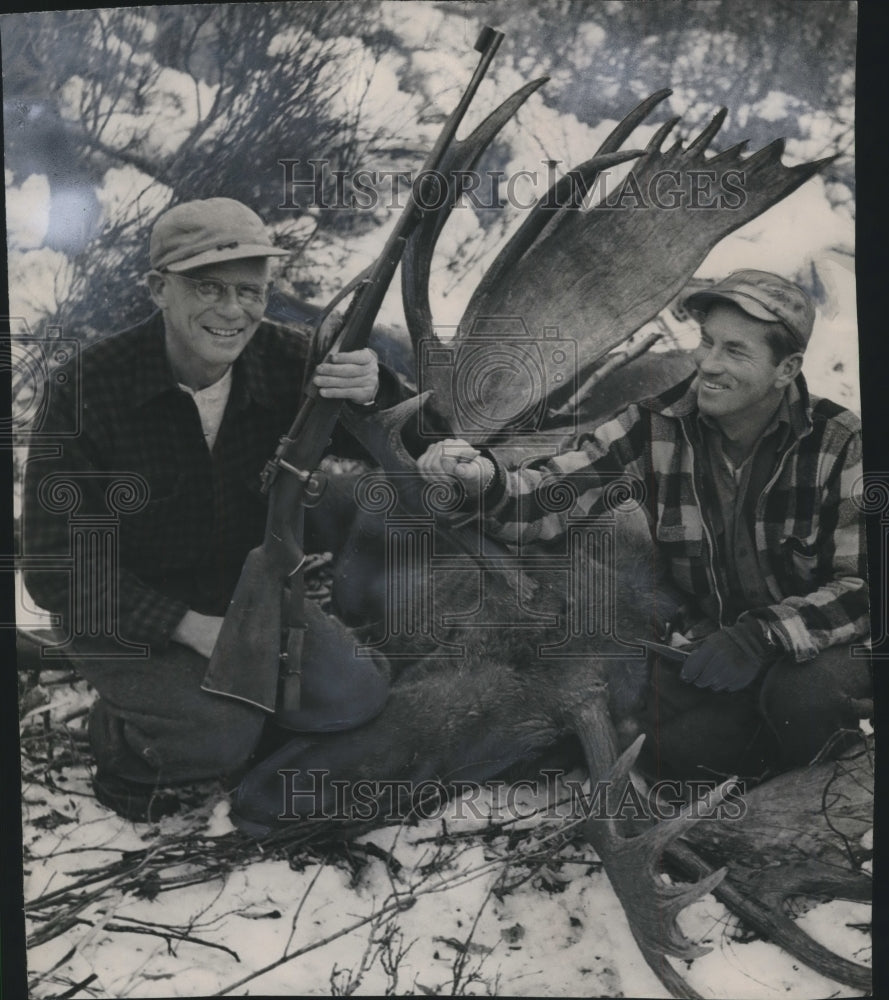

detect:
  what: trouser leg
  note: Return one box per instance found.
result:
[199,470,391,731]
[638,643,872,782]
[759,644,872,767]
[638,654,778,782]
[78,609,388,782]
[68,639,266,785]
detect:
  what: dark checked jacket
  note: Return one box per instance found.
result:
[481,372,869,662]
[22,312,403,649]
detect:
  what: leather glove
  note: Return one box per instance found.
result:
[680,618,777,693]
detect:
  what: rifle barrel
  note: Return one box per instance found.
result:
[270,25,505,486]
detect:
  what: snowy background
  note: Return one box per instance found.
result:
[4,2,868,997]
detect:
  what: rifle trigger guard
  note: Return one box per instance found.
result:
[303,471,328,507]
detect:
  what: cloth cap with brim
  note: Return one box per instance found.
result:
[150,198,290,273]
[683,269,815,351]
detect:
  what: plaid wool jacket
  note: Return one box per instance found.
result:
[22,312,401,648]
[482,372,869,662]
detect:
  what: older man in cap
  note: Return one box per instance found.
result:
[419,270,872,780]
[23,198,402,820]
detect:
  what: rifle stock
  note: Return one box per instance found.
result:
[200,546,290,710]
[204,26,506,713]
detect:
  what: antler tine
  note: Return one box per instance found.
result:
[595,87,673,154]
[602,732,645,786]
[686,106,728,154]
[667,840,873,992]
[708,138,750,163]
[741,135,787,169]
[431,76,551,248]
[597,736,740,856]
[645,115,681,152]
[624,779,737,856]
[784,151,841,182]
[738,143,839,193]
[401,76,549,351]
[535,148,645,223]
[582,790,730,955]
[570,708,729,978]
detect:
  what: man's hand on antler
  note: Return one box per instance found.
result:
[418,438,496,499]
[313,348,379,405]
[680,618,778,692]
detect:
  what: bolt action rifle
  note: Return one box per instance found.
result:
[202,26,506,717]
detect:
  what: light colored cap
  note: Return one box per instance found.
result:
[684,269,815,350]
[150,198,290,273]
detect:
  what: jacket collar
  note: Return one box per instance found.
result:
[642,368,814,443]
[123,312,277,412]
[123,312,178,408]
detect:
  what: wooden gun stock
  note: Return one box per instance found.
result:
[204,26,505,712]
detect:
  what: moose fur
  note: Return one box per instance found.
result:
[236,498,667,818]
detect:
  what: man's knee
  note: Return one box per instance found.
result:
[759,645,872,764]
[89,693,265,783]
[760,645,872,718]
[172,694,266,776]
[71,638,268,780]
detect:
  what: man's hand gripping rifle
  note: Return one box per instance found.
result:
[203,27,505,717]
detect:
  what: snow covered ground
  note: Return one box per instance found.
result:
[20,671,871,999]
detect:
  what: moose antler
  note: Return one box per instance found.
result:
[573,725,872,998]
[568,709,730,1000]
[399,77,643,355]
[675,738,873,992]
[407,89,836,447]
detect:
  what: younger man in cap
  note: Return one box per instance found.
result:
[419,270,872,779]
[23,198,402,819]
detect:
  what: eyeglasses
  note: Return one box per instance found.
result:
[166,272,272,308]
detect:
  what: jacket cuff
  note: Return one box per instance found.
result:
[743,607,819,662]
[122,595,191,650]
[480,453,505,507]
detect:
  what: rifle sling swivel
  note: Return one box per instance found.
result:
[278,458,313,481]
[262,455,328,505]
